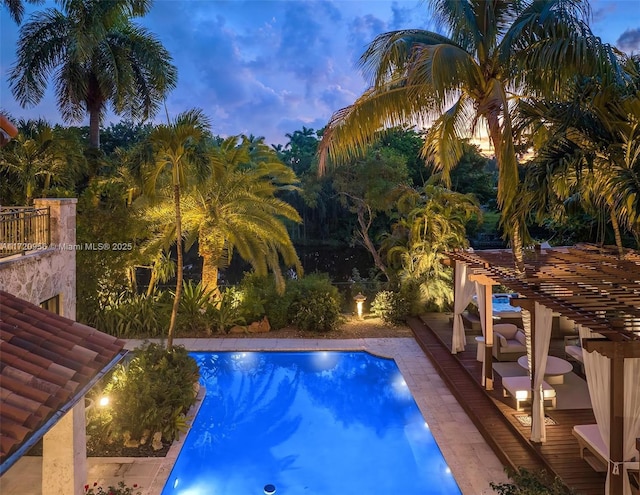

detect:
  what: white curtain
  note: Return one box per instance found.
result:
[475,282,488,385]
[531,302,553,443]
[579,325,640,495]
[623,357,640,495]
[522,308,532,372]
[452,261,476,354]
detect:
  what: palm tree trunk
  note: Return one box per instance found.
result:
[43,173,51,195]
[127,266,137,293]
[201,252,221,301]
[609,209,624,258]
[167,184,183,349]
[510,219,526,275]
[26,181,33,205]
[89,108,100,149]
[486,112,525,276]
[146,269,157,296]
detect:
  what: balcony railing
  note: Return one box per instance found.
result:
[0,206,51,258]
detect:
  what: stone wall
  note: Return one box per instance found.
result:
[0,198,77,319]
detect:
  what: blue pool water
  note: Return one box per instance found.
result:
[473,293,521,315]
[161,351,461,495]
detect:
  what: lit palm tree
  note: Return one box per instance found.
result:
[384,182,479,309]
[9,0,177,148]
[319,0,622,274]
[141,109,210,349]
[189,136,302,296]
[146,135,303,298]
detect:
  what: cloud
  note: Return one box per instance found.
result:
[275,1,343,93]
[319,84,358,111]
[617,28,640,52]
[348,14,387,61]
[591,0,618,23]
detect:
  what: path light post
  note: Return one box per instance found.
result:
[354,292,367,320]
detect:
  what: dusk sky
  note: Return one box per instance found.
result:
[1,0,639,146]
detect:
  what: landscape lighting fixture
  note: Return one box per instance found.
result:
[354,292,367,320]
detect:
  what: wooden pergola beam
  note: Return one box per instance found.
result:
[447,244,640,342]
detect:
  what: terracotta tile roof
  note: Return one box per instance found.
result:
[0,290,126,472]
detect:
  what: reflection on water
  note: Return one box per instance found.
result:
[162,352,461,495]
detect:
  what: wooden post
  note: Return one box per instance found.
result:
[582,340,640,495]
[483,283,494,390]
[468,274,499,391]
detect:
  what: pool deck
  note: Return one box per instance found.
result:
[2,336,509,495]
[411,314,606,495]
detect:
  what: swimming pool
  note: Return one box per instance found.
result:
[161,351,461,495]
[472,293,521,318]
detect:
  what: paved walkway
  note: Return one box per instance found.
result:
[2,337,509,495]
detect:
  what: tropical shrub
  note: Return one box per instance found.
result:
[95,291,168,338]
[237,273,289,329]
[491,468,575,495]
[208,286,247,334]
[371,290,410,325]
[85,481,141,495]
[287,274,343,332]
[234,272,343,331]
[104,343,200,445]
[175,280,215,334]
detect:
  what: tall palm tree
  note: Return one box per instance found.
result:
[319,0,621,274]
[9,0,177,149]
[141,109,210,349]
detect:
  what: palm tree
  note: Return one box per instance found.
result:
[141,109,210,349]
[319,0,621,274]
[146,135,303,298]
[2,0,42,24]
[0,118,84,204]
[383,182,479,309]
[9,0,177,149]
[517,70,640,255]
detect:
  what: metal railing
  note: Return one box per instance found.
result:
[0,206,51,258]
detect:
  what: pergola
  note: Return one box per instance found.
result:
[445,243,640,495]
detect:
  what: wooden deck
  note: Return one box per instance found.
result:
[407,314,606,495]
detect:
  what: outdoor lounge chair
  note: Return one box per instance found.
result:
[493,323,527,361]
[564,335,585,373]
[573,424,640,479]
[502,376,556,411]
[573,424,608,472]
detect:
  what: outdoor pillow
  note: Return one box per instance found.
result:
[515,331,527,346]
[494,323,518,339]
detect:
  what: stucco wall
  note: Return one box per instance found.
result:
[0,198,77,319]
